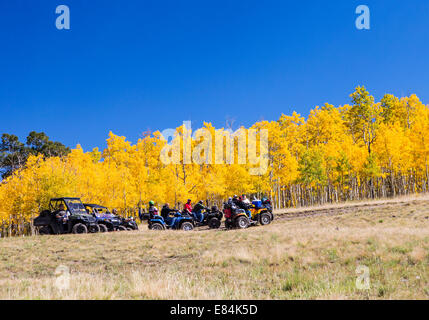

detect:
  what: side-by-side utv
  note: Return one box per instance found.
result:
[84,203,124,232]
[33,197,100,235]
[84,203,139,231]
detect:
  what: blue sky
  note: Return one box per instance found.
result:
[1,0,428,150]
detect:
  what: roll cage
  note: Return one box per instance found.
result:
[49,197,87,215]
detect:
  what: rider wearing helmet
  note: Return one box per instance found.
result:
[192,200,208,223]
[227,197,234,207]
[148,200,158,219]
[184,199,192,216]
[227,196,238,213]
[232,195,240,206]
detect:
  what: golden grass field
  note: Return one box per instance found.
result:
[0,195,428,300]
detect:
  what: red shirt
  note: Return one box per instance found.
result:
[184,203,192,212]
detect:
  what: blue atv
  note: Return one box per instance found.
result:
[148,211,194,231]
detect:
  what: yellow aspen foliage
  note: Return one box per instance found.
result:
[1,87,429,230]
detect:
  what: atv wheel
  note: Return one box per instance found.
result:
[89,224,100,233]
[150,222,165,230]
[98,224,108,233]
[72,223,88,234]
[235,216,249,229]
[117,226,127,231]
[180,222,194,231]
[39,226,52,235]
[259,213,271,225]
[208,217,221,229]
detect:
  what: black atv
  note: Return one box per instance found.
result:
[193,205,223,229]
[223,202,250,229]
[34,197,100,235]
[121,216,139,230]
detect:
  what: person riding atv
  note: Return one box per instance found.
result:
[183,199,192,216]
[148,200,159,219]
[161,203,175,219]
[191,201,223,229]
[148,204,194,231]
[223,198,250,229]
[160,203,179,227]
[235,194,252,220]
[192,200,207,223]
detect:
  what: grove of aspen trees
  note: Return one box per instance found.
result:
[1,86,429,234]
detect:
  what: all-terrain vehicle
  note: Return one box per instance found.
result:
[148,210,194,231]
[223,202,250,229]
[34,197,100,234]
[192,205,223,229]
[121,216,139,230]
[249,199,273,226]
[84,203,124,232]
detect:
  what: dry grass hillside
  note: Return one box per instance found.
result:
[0,195,428,299]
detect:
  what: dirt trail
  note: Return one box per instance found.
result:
[194,195,429,231]
[274,196,429,221]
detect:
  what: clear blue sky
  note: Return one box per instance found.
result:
[1,0,428,150]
